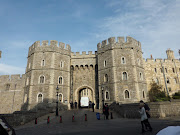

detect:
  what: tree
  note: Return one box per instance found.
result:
[149,82,170,102]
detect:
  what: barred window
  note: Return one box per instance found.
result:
[37,93,43,103]
[122,72,127,80]
[125,90,130,99]
[40,76,45,84]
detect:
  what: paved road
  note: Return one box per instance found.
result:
[15,109,180,135]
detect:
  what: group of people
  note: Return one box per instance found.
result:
[139,100,152,133]
[70,100,78,109]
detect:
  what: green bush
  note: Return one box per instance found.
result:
[172,92,180,99]
[149,82,170,102]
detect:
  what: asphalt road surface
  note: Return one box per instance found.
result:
[15,109,180,135]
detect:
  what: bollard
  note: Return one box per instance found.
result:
[111,112,113,119]
[72,115,74,122]
[85,114,87,121]
[35,118,37,124]
[47,116,50,124]
[60,116,62,123]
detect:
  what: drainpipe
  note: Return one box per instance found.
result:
[160,60,169,97]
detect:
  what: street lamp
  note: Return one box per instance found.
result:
[56,85,59,116]
[102,87,104,111]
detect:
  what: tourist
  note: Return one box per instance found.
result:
[92,102,95,112]
[70,101,73,109]
[139,103,152,133]
[74,100,77,109]
[104,104,109,120]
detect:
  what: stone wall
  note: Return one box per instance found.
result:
[110,100,180,118]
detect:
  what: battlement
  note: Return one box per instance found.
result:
[29,40,71,53]
[71,51,97,57]
[0,74,25,82]
[97,36,141,49]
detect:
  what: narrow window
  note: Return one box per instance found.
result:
[160,68,163,73]
[122,72,127,80]
[172,68,175,73]
[165,68,167,73]
[104,74,108,82]
[42,60,45,66]
[140,73,143,80]
[167,78,170,84]
[60,61,63,68]
[121,57,126,64]
[106,91,110,100]
[143,91,145,98]
[38,94,43,103]
[58,77,63,84]
[125,90,130,99]
[104,60,107,67]
[40,76,45,84]
[154,68,157,73]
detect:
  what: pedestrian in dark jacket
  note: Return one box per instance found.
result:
[92,102,95,112]
[104,104,109,120]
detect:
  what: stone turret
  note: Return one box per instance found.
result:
[166,49,175,60]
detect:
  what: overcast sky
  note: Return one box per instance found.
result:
[0,0,180,75]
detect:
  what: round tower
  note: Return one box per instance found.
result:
[166,49,175,60]
[24,40,71,110]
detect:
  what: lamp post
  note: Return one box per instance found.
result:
[102,87,104,112]
[56,85,59,116]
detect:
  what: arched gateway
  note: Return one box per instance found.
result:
[75,86,95,108]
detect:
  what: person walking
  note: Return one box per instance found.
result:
[92,102,95,112]
[104,104,109,120]
[70,101,73,109]
[139,103,152,133]
[74,100,77,109]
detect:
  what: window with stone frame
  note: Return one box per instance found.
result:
[104,74,108,82]
[59,94,63,102]
[39,76,45,84]
[37,93,43,103]
[154,68,157,73]
[58,77,63,84]
[125,90,130,99]
[122,72,127,80]
[165,68,168,73]
[104,60,107,67]
[121,57,126,64]
[160,68,163,73]
[60,61,63,68]
[139,72,143,80]
[172,68,175,73]
[105,91,110,100]
[167,78,170,84]
[143,91,145,98]
[41,59,45,66]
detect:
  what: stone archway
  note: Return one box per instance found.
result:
[74,86,95,108]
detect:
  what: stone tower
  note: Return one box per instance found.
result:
[97,37,148,109]
[24,40,71,110]
[166,49,175,60]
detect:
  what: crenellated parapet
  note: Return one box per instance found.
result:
[97,36,141,53]
[28,40,71,56]
[71,51,97,58]
[0,74,25,83]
